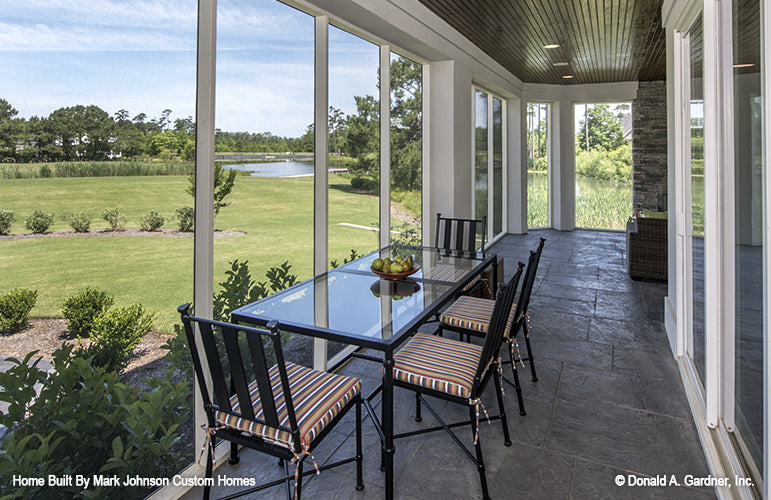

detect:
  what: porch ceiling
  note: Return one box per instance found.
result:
[416,0,666,84]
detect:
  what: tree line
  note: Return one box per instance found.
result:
[0,57,422,190]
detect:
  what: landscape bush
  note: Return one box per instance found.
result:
[24,210,54,233]
[0,347,190,499]
[61,287,115,338]
[101,207,127,231]
[74,304,155,373]
[139,210,165,231]
[0,210,15,235]
[62,212,93,233]
[175,206,194,232]
[164,259,299,378]
[350,175,378,193]
[0,289,37,333]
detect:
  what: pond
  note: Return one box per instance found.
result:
[528,171,633,230]
[227,160,314,177]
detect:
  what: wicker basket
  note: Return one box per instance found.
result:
[627,217,667,280]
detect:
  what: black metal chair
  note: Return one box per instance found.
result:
[430,212,492,299]
[435,212,487,257]
[178,305,363,500]
[437,238,545,416]
[390,264,523,500]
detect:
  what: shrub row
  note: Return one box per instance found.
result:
[0,207,195,234]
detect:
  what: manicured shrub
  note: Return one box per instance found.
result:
[75,304,155,373]
[350,175,378,192]
[24,210,54,234]
[60,287,114,338]
[0,210,15,235]
[0,347,190,499]
[175,206,194,232]
[62,212,92,233]
[139,210,165,231]
[101,207,127,231]
[0,289,37,333]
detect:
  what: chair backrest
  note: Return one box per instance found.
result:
[470,262,524,397]
[513,237,545,330]
[435,212,487,256]
[178,305,301,451]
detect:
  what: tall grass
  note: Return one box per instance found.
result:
[575,189,632,230]
[1,161,194,179]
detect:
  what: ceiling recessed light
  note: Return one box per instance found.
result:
[733,63,755,68]
[553,62,569,67]
[562,75,574,79]
[543,44,560,49]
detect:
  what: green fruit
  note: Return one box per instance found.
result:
[390,263,403,273]
[394,255,404,263]
[384,258,392,264]
[372,258,384,271]
[383,262,392,273]
[403,256,413,270]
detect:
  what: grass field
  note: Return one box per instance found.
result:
[0,174,404,332]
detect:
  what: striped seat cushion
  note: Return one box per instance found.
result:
[393,333,483,398]
[214,362,361,450]
[439,296,517,339]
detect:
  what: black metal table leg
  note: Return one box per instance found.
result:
[383,353,395,499]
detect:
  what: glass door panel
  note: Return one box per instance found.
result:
[474,89,489,232]
[492,97,504,237]
[732,0,763,470]
[689,14,706,380]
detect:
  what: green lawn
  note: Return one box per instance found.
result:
[0,174,393,332]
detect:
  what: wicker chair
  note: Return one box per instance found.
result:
[627,216,668,280]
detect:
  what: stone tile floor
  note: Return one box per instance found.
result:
[181,229,714,499]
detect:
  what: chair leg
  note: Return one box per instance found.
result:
[203,438,213,500]
[295,460,304,499]
[355,399,364,490]
[507,344,527,416]
[493,370,512,446]
[283,460,292,500]
[523,322,538,382]
[229,441,240,465]
[469,406,491,500]
[415,391,422,422]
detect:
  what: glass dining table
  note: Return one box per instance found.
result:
[231,244,497,499]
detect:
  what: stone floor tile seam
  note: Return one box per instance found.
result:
[541,360,566,449]
[553,392,695,424]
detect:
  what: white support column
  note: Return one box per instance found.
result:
[426,60,473,241]
[551,99,575,230]
[193,0,217,456]
[380,45,391,248]
[313,15,329,371]
[506,96,527,234]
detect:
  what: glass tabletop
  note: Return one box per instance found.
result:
[231,245,492,350]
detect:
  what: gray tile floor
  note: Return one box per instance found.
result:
[181,229,715,499]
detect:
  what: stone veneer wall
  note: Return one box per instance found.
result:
[632,80,668,211]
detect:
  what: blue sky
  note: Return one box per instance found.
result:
[1,0,380,137]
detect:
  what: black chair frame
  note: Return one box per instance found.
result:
[438,237,545,417]
[435,212,487,257]
[392,265,523,500]
[179,305,363,500]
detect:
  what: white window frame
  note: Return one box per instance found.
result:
[471,86,508,245]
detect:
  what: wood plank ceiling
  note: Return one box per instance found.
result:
[416,0,666,84]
